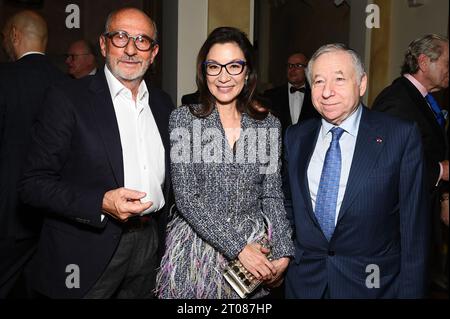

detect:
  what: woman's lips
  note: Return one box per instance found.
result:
[216,86,233,93]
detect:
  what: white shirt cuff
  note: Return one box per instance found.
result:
[436,162,443,187]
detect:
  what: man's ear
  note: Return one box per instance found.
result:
[9,26,19,45]
[149,44,159,64]
[99,35,107,58]
[359,73,368,97]
[417,53,429,72]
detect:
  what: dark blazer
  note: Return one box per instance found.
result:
[372,76,446,191]
[0,54,66,296]
[264,83,319,137]
[19,70,174,298]
[181,90,200,105]
[283,106,429,298]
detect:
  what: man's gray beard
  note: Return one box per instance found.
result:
[106,56,150,82]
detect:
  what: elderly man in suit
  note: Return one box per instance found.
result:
[19,7,173,298]
[372,34,448,293]
[264,52,319,136]
[283,43,429,298]
[0,10,66,298]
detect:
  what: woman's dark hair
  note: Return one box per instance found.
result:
[191,26,268,120]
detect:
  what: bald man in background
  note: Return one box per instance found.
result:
[65,39,98,79]
[0,10,66,298]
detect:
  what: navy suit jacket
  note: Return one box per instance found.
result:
[283,106,429,298]
[19,70,174,298]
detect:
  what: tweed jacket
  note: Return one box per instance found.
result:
[169,105,295,260]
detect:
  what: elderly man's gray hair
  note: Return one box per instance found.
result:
[306,43,366,86]
[401,34,448,75]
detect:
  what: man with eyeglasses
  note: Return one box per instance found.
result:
[65,39,98,79]
[19,7,174,299]
[264,52,319,137]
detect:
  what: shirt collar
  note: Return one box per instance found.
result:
[404,74,427,97]
[18,51,45,60]
[321,103,362,139]
[104,65,148,101]
[288,82,306,90]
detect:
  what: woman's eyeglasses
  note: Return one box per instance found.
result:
[203,60,247,76]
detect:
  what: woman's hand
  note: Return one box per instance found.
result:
[265,257,290,287]
[237,243,277,280]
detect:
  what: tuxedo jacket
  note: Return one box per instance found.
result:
[19,70,174,298]
[283,106,429,298]
[264,83,319,137]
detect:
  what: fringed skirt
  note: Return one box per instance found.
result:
[155,214,269,299]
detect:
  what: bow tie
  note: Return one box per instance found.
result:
[290,86,306,94]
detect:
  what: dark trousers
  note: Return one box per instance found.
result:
[83,218,159,299]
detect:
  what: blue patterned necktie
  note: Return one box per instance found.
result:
[315,127,345,241]
[425,94,445,127]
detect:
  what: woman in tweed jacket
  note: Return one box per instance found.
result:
[156,27,294,299]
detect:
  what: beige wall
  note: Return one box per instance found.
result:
[368,0,392,106]
[208,0,253,41]
[368,0,449,105]
[388,0,449,81]
[171,0,254,105]
[177,0,208,105]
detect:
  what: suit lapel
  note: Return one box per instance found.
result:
[147,86,172,200]
[297,120,321,227]
[148,87,170,152]
[89,71,124,187]
[282,86,292,126]
[337,107,384,223]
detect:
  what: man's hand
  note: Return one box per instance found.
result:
[102,187,152,222]
[238,243,277,281]
[265,257,290,287]
[441,193,449,226]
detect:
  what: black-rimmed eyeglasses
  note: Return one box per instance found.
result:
[64,53,92,60]
[287,63,306,69]
[203,60,247,76]
[103,31,157,51]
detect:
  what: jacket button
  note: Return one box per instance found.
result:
[328,250,335,256]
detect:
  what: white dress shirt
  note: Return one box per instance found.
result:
[104,66,165,215]
[307,104,362,225]
[288,83,305,125]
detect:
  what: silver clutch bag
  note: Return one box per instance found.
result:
[223,236,272,298]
